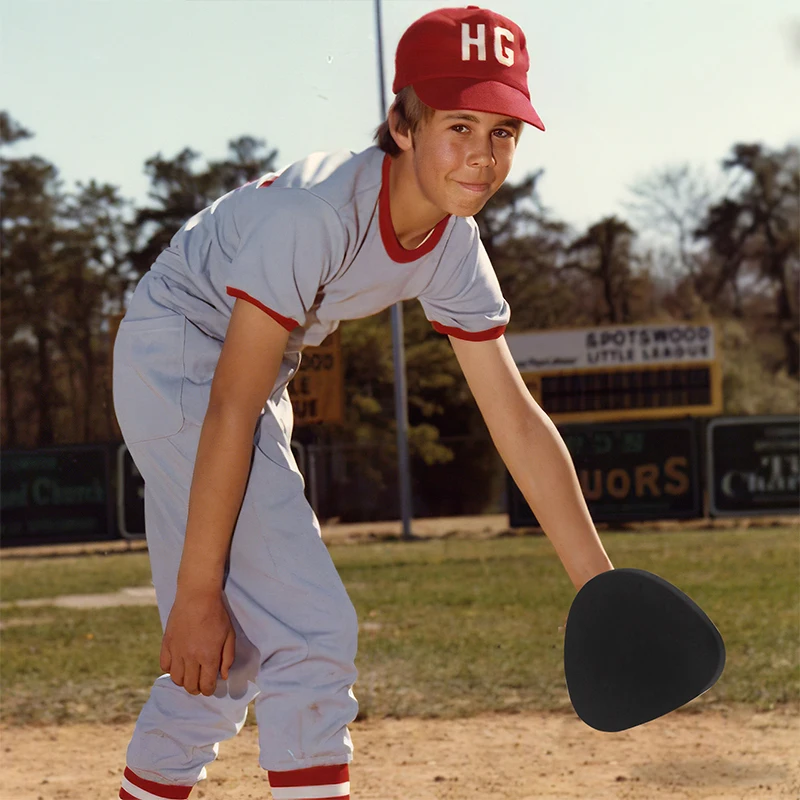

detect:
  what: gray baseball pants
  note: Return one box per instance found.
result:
[112,274,358,786]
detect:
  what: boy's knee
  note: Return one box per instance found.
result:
[338,596,360,658]
[311,592,359,668]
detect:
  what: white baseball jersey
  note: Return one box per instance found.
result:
[146,145,510,387]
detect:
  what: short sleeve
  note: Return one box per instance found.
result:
[225,189,345,331]
[418,224,510,341]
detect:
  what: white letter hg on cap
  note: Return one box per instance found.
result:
[494,27,514,66]
[461,23,487,61]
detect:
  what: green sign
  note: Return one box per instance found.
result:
[708,416,800,517]
[1,446,115,547]
[508,420,701,526]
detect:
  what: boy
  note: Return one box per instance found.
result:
[113,6,614,799]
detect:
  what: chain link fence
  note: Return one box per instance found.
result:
[303,435,507,522]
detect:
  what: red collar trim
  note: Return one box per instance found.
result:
[379,154,450,263]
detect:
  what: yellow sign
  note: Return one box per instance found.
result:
[291,329,344,425]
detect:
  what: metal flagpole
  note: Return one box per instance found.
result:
[373,0,413,540]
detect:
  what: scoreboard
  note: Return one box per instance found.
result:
[506,323,722,423]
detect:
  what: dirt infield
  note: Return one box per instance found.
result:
[2,707,797,799]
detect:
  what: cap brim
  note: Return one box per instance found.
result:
[413,77,545,131]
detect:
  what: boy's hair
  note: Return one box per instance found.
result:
[374,85,524,156]
[374,85,436,157]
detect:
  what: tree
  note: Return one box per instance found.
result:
[1,113,131,446]
[129,136,279,276]
[0,112,35,446]
[57,180,131,440]
[1,123,63,446]
[624,163,721,280]
[696,143,800,375]
[564,216,637,324]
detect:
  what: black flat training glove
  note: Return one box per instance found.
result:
[564,568,726,732]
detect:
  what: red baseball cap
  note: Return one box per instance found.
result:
[393,5,545,131]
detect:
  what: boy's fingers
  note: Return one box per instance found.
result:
[220,629,236,680]
[199,664,218,697]
[169,656,185,688]
[159,640,172,673]
[182,660,201,695]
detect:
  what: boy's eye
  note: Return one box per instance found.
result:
[450,124,515,139]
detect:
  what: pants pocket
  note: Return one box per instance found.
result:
[113,314,187,444]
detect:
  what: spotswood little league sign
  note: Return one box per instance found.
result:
[507,324,716,373]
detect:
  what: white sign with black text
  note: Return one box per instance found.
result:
[506,324,716,373]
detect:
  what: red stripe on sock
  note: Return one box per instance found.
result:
[123,767,193,798]
[268,763,349,787]
[288,796,349,800]
[119,790,137,800]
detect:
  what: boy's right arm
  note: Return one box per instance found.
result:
[159,298,291,697]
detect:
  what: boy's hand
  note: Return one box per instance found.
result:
[159,589,236,697]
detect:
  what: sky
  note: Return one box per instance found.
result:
[2,0,799,231]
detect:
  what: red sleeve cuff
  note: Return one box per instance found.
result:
[431,321,506,341]
[226,287,300,332]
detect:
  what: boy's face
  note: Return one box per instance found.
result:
[401,108,520,218]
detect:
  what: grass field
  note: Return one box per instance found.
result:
[1,525,797,726]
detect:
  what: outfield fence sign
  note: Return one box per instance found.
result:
[707,416,799,517]
[508,419,702,526]
[0,445,115,547]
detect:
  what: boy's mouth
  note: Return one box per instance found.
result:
[455,181,491,194]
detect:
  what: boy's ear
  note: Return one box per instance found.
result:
[388,102,414,153]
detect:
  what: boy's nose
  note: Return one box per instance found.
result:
[468,142,495,168]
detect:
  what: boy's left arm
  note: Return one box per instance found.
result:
[450,334,614,591]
